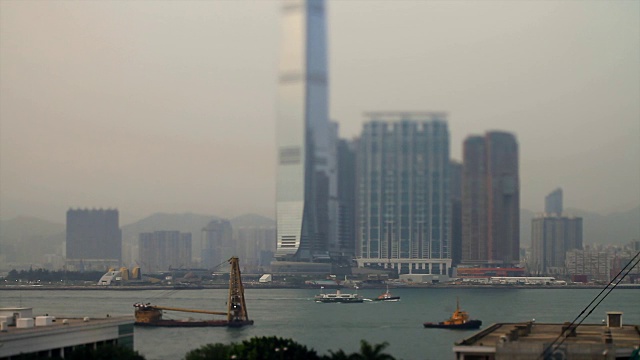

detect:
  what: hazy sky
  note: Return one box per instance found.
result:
[1,0,638,224]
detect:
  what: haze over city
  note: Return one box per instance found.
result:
[1,0,638,224]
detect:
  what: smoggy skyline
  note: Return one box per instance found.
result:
[1,1,638,224]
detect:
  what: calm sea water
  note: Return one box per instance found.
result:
[1,287,638,360]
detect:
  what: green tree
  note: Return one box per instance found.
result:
[324,349,358,360]
[350,340,395,360]
[184,336,320,360]
[65,344,145,360]
[184,343,232,360]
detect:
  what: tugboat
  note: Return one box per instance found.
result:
[134,257,253,327]
[373,285,400,302]
[314,288,364,303]
[423,298,481,330]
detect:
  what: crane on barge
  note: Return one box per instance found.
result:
[134,257,253,327]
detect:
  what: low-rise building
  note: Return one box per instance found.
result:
[0,307,134,359]
[453,312,639,360]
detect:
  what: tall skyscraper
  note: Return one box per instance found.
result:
[336,138,357,257]
[355,113,451,275]
[275,0,336,262]
[66,208,122,269]
[138,231,192,272]
[450,160,463,266]
[545,188,563,215]
[461,131,520,265]
[530,215,582,275]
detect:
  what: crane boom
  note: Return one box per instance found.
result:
[148,305,227,316]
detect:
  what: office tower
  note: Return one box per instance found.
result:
[201,219,233,269]
[545,188,563,215]
[66,208,122,267]
[275,0,336,262]
[336,139,357,257]
[138,231,192,272]
[462,131,520,265]
[530,215,583,275]
[450,161,463,266]
[355,113,451,275]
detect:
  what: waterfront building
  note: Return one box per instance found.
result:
[275,0,337,263]
[455,267,525,280]
[530,215,583,276]
[65,208,122,270]
[0,307,133,359]
[453,313,639,360]
[355,113,451,275]
[461,132,519,266]
[201,219,233,270]
[545,188,563,215]
[138,231,192,272]
[565,249,613,282]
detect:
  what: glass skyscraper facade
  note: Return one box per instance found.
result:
[355,113,451,275]
[275,0,336,261]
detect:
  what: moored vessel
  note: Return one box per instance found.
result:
[423,298,481,330]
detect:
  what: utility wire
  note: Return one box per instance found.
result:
[540,250,640,359]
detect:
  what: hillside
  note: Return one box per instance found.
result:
[230,213,275,228]
[120,212,218,243]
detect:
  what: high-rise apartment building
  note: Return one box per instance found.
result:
[235,226,276,269]
[355,113,451,275]
[201,219,233,269]
[275,0,337,262]
[530,215,583,275]
[336,139,357,257]
[461,132,520,266]
[565,249,612,282]
[66,208,121,268]
[545,188,563,215]
[138,231,192,272]
[450,161,463,266]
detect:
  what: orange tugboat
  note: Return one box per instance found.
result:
[134,257,253,328]
[423,298,481,330]
[373,285,400,302]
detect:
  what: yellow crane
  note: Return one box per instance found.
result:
[134,257,253,327]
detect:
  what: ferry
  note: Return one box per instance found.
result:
[314,289,364,303]
[423,298,481,330]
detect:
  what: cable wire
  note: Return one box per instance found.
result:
[539,250,640,359]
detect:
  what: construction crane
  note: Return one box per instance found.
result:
[134,257,253,327]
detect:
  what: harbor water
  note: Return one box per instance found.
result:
[1,287,639,360]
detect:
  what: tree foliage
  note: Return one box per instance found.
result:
[184,337,395,360]
[3,268,104,282]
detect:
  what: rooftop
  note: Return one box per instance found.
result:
[454,321,640,360]
[1,316,132,339]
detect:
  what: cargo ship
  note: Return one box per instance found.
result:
[133,257,253,327]
[423,298,481,330]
